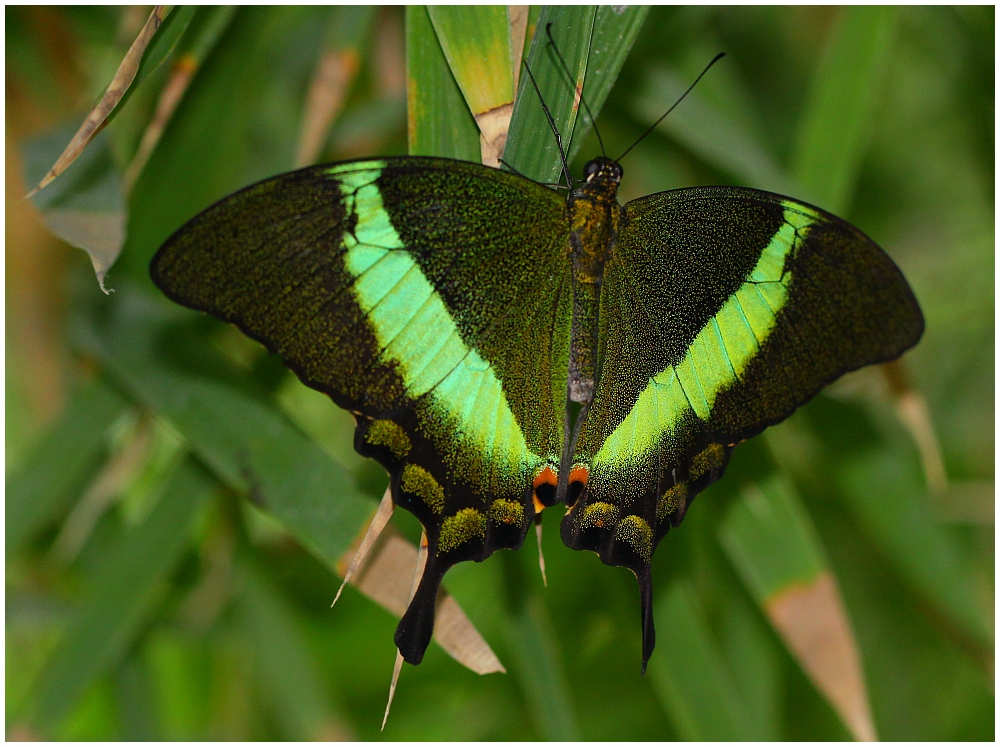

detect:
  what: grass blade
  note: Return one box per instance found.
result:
[6,377,128,556]
[125,6,239,189]
[634,66,795,193]
[503,5,597,183]
[649,579,749,740]
[719,476,877,741]
[503,595,581,740]
[28,456,214,732]
[567,5,649,164]
[427,6,515,166]
[405,5,480,161]
[239,560,351,740]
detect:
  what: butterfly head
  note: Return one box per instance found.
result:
[582,157,623,189]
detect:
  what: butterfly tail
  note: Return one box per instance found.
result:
[638,565,656,674]
[394,556,446,665]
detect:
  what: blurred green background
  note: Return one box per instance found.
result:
[6,5,993,740]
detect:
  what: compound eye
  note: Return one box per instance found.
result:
[584,160,600,178]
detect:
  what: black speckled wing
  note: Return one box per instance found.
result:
[563,186,924,669]
[151,156,573,664]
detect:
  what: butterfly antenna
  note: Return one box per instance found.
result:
[522,57,573,188]
[616,52,726,163]
[544,22,606,157]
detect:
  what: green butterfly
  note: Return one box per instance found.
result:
[151,148,923,672]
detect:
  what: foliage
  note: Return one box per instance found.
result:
[6,5,993,740]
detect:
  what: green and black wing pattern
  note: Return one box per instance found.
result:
[151,156,573,663]
[564,186,924,668]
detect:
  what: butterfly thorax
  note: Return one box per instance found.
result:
[566,158,624,405]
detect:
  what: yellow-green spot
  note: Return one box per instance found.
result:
[615,515,653,562]
[690,443,725,480]
[438,508,487,553]
[580,501,619,530]
[489,498,524,526]
[657,483,688,521]
[400,463,444,514]
[365,419,411,458]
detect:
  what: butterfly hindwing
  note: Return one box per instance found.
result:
[563,186,923,667]
[152,156,573,663]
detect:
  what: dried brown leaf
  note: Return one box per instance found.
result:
[338,510,505,675]
[26,5,168,198]
[766,572,877,741]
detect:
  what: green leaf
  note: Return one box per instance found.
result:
[6,377,129,556]
[719,474,878,741]
[791,6,898,213]
[28,456,214,731]
[566,5,649,164]
[23,126,126,293]
[504,5,597,183]
[405,5,480,161]
[649,579,750,740]
[427,6,515,116]
[74,287,374,567]
[718,475,826,601]
[109,5,199,125]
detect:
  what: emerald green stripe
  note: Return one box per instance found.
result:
[594,208,811,469]
[332,164,540,478]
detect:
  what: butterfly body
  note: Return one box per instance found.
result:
[151,154,923,671]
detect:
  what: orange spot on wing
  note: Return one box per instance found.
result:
[532,495,545,514]
[569,464,589,485]
[533,465,558,489]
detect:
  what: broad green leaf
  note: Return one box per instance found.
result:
[120,7,328,283]
[28,456,214,731]
[6,377,129,556]
[427,6,514,115]
[113,652,160,740]
[428,6,516,166]
[649,580,749,740]
[719,475,826,601]
[405,5,480,161]
[125,6,239,188]
[566,5,649,164]
[238,561,348,740]
[504,5,597,183]
[791,6,898,213]
[74,287,375,568]
[720,475,877,742]
[719,595,782,741]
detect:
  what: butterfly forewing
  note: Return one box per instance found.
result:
[152,156,573,663]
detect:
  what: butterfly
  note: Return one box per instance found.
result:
[150,111,923,676]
